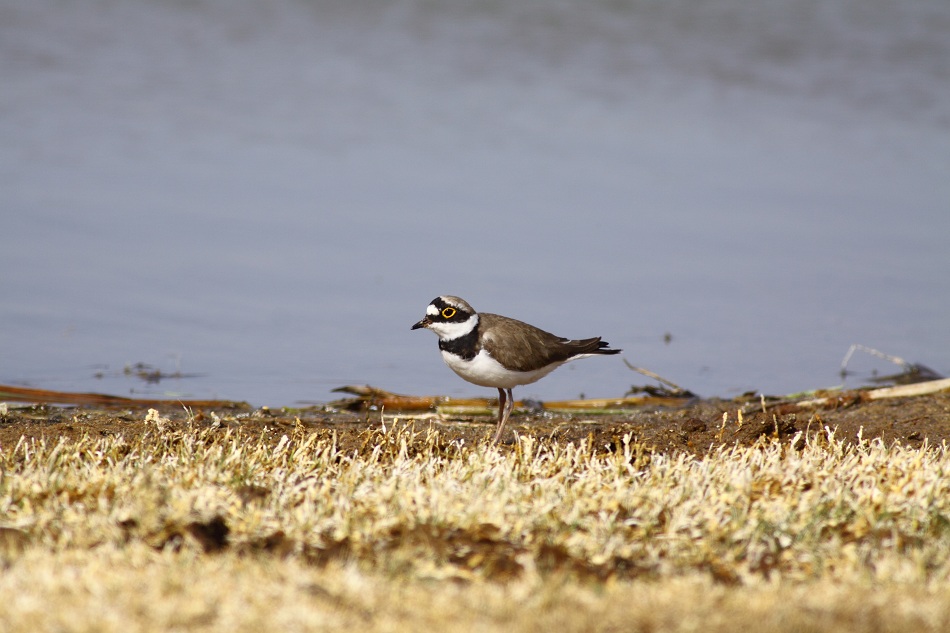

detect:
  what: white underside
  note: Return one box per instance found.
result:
[441,348,569,389]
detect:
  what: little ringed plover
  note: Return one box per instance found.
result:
[411,295,621,443]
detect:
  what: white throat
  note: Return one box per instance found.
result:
[428,314,478,341]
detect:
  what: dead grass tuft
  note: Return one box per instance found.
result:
[1,420,950,630]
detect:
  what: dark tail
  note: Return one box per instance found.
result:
[595,340,621,355]
[567,337,621,356]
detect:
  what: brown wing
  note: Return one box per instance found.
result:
[479,313,617,373]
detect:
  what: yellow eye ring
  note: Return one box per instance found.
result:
[441,307,456,319]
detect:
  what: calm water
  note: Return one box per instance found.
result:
[3,0,949,406]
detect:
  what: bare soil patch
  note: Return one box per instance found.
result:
[3,390,948,455]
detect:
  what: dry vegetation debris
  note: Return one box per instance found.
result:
[1,408,950,630]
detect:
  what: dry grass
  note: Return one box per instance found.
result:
[1,411,949,631]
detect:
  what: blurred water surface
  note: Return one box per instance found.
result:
[2,0,948,405]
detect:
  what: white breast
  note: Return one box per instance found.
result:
[440,348,563,389]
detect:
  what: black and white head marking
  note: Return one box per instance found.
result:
[411,295,479,341]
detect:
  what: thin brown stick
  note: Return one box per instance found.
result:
[622,360,689,393]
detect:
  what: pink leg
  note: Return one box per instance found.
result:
[492,388,515,444]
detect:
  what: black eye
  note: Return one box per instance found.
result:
[441,307,456,319]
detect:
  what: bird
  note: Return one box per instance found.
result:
[411,295,621,443]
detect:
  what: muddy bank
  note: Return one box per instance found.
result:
[2,388,948,456]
